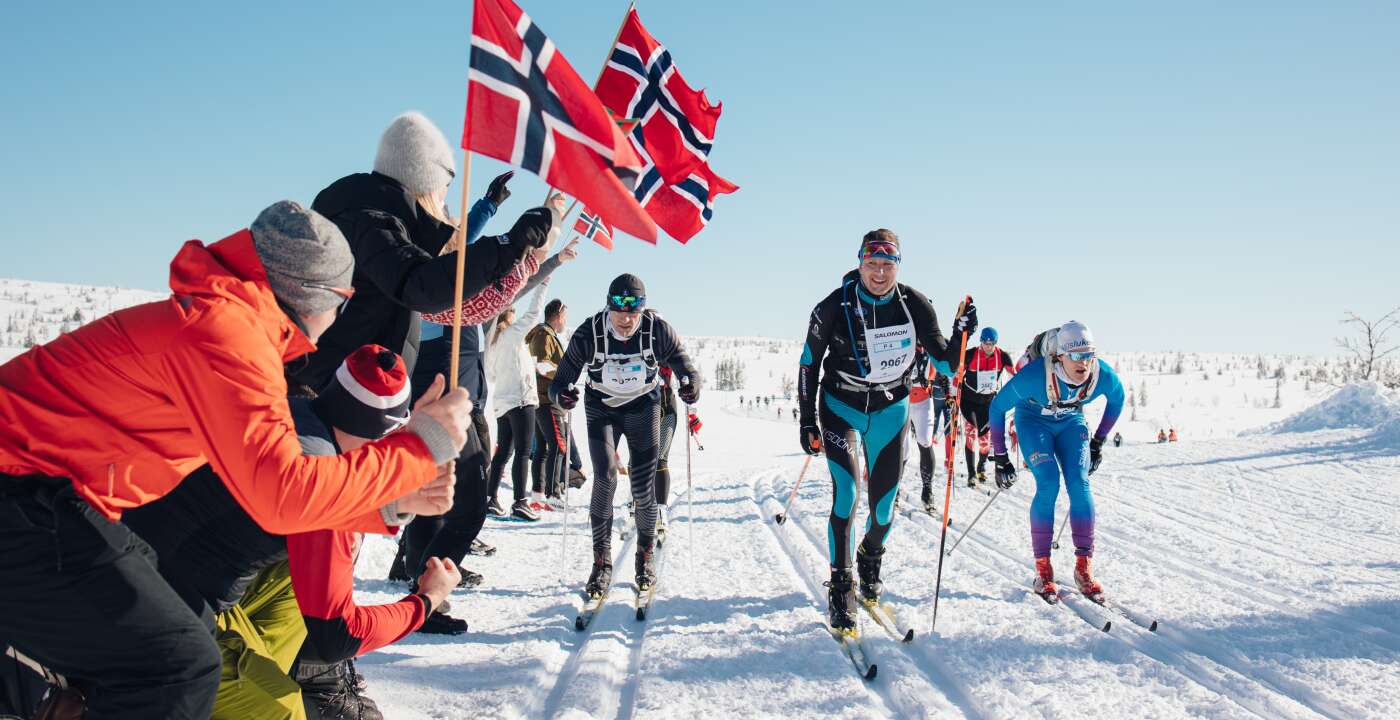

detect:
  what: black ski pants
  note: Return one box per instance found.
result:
[586,399,660,554]
[404,409,491,575]
[488,406,535,502]
[0,474,221,719]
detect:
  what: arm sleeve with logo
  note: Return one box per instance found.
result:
[989,361,1043,455]
[797,292,839,426]
[1088,360,1126,440]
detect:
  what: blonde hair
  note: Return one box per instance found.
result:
[490,308,515,346]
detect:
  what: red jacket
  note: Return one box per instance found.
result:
[0,230,437,534]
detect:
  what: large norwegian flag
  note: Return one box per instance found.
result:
[465,0,657,242]
[595,9,737,243]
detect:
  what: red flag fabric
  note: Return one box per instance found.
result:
[572,208,614,250]
[637,162,738,244]
[465,0,657,243]
[596,9,721,186]
[593,8,737,243]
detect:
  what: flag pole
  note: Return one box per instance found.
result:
[540,0,635,205]
[448,148,474,391]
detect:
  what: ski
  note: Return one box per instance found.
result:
[859,597,914,643]
[635,539,667,621]
[1085,594,1158,632]
[830,627,878,680]
[574,590,607,631]
[1055,590,1113,632]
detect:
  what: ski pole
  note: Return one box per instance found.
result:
[560,414,573,577]
[685,402,696,573]
[774,455,814,525]
[1051,510,1070,550]
[944,488,1001,556]
[931,295,973,635]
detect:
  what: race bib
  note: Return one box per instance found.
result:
[863,322,915,383]
[602,356,648,394]
[976,369,998,394]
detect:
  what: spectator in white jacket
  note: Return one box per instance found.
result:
[485,282,550,521]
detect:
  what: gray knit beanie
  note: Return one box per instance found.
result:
[373,111,455,195]
[249,201,355,316]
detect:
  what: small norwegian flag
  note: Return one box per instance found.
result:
[572,209,614,249]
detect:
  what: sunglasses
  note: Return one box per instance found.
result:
[1064,351,1096,362]
[608,294,644,311]
[858,240,900,264]
[304,282,355,316]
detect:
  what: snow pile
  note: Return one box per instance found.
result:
[1265,381,1399,434]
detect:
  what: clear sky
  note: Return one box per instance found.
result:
[2,1,1396,354]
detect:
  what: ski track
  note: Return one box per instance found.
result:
[751,470,982,720]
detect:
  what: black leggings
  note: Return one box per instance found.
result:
[489,407,535,502]
[655,405,678,505]
[586,399,660,553]
[404,410,490,575]
[532,406,568,496]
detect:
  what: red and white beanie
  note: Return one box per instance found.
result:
[312,345,412,439]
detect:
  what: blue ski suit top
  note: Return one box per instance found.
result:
[988,357,1125,456]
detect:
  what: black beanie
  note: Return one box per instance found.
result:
[508,207,553,249]
[607,273,646,307]
[312,345,412,439]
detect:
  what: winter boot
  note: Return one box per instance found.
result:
[416,610,469,635]
[294,658,385,720]
[635,537,657,592]
[1033,556,1058,599]
[826,567,858,631]
[1074,556,1105,600]
[586,551,613,598]
[511,499,540,522]
[855,545,885,603]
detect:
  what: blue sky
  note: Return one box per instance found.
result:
[2,1,1396,354]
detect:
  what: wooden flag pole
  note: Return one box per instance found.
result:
[539,0,635,206]
[448,149,474,391]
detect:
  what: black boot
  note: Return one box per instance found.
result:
[586,550,613,598]
[856,544,885,602]
[636,536,657,591]
[965,447,977,486]
[920,481,934,509]
[294,658,385,720]
[386,538,409,583]
[826,567,857,631]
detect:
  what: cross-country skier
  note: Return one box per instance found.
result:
[987,321,1125,601]
[960,327,1017,486]
[797,229,976,630]
[550,274,699,599]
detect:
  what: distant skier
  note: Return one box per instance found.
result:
[987,321,1125,602]
[960,327,1016,486]
[797,229,975,631]
[1112,431,1123,448]
[550,274,699,599]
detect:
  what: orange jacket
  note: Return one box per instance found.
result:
[0,230,437,534]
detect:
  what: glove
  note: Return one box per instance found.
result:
[952,301,978,338]
[1089,436,1105,475]
[557,387,579,410]
[993,453,1017,489]
[678,379,699,405]
[486,171,514,205]
[799,424,822,456]
[687,411,702,434]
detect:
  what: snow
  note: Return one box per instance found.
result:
[4,279,1397,718]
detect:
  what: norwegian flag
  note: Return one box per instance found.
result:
[465,0,657,242]
[595,9,737,243]
[572,208,614,249]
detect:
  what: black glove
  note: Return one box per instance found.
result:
[557,386,579,410]
[1089,436,1105,475]
[799,424,822,455]
[993,453,1017,489]
[678,379,699,405]
[486,170,514,205]
[952,301,978,338]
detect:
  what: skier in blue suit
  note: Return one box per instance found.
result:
[988,320,1125,600]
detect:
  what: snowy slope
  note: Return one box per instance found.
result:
[4,279,1395,718]
[349,338,1398,720]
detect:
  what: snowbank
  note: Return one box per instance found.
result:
[1264,382,1399,434]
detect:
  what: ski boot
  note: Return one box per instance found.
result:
[1033,556,1058,602]
[920,482,935,513]
[855,545,884,603]
[635,537,657,592]
[976,470,987,484]
[825,567,858,632]
[585,551,613,599]
[966,472,977,488]
[1074,556,1105,602]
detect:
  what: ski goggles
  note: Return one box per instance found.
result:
[303,282,356,316]
[1063,350,1097,362]
[608,294,645,312]
[858,240,900,264]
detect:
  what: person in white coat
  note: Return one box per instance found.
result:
[485,282,550,521]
